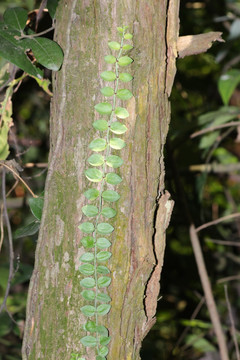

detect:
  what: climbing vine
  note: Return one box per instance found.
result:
[74,26,133,360]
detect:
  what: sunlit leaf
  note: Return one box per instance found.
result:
[80,277,96,288]
[96,238,111,249]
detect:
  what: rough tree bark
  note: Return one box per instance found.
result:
[22,0,179,359]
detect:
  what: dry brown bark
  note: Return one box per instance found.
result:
[22,1,179,359]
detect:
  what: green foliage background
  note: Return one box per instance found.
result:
[0,0,240,359]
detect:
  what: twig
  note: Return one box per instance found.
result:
[190,224,229,360]
[224,285,240,360]
[0,163,38,198]
[196,213,240,232]
[15,26,55,40]
[218,275,240,284]
[191,121,240,138]
[0,168,14,314]
[35,0,48,31]
[204,238,240,247]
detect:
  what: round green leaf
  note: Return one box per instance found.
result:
[102,190,120,202]
[81,236,94,248]
[100,336,111,346]
[78,222,94,233]
[110,122,127,134]
[106,155,123,168]
[115,107,129,119]
[97,265,110,274]
[80,336,97,347]
[80,277,96,288]
[97,326,109,336]
[100,87,114,97]
[123,44,133,51]
[100,71,116,82]
[93,119,108,131]
[89,138,107,152]
[80,305,95,317]
[101,206,117,218]
[85,320,97,332]
[117,27,124,33]
[84,188,99,200]
[97,223,114,234]
[22,37,63,71]
[85,168,103,182]
[110,138,126,150]
[105,173,122,185]
[97,276,111,288]
[117,89,133,100]
[96,251,112,262]
[98,346,109,357]
[87,154,104,167]
[104,55,116,64]
[3,7,28,32]
[118,56,133,67]
[119,72,133,82]
[96,293,111,303]
[80,252,94,262]
[82,205,99,217]
[79,264,94,276]
[94,102,112,115]
[81,290,95,301]
[124,33,133,40]
[96,238,111,249]
[108,41,121,50]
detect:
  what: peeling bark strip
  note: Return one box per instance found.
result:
[22,1,180,359]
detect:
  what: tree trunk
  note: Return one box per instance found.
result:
[22,0,179,359]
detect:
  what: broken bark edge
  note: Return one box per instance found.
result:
[177,32,224,58]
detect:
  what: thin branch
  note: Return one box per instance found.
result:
[218,275,240,284]
[190,121,240,139]
[0,168,14,314]
[0,163,38,198]
[224,285,240,360]
[196,213,240,232]
[15,26,55,40]
[204,238,240,247]
[190,224,229,360]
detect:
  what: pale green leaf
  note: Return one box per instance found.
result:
[78,222,94,233]
[123,44,133,51]
[81,290,95,301]
[96,293,111,303]
[97,223,114,234]
[101,206,117,218]
[109,138,126,149]
[80,305,95,317]
[96,238,111,249]
[100,71,116,82]
[80,335,97,347]
[82,205,98,217]
[108,41,120,50]
[117,27,124,33]
[117,89,133,100]
[84,188,99,200]
[124,33,133,40]
[118,56,133,67]
[80,252,94,262]
[106,155,123,168]
[80,277,96,288]
[85,320,97,332]
[79,264,94,276]
[100,336,111,346]
[89,138,107,152]
[105,173,122,185]
[93,119,108,131]
[97,304,111,316]
[115,106,129,119]
[96,251,112,262]
[100,87,114,97]
[85,168,103,182]
[98,346,109,357]
[94,102,112,115]
[96,326,109,336]
[87,154,104,166]
[119,72,133,82]
[97,265,110,274]
[104,55,116,64]
[218,69,240,105]
[81,236,94,249]
[102,190,120,202]
[97,276,111,288]
[110,121,127,134]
